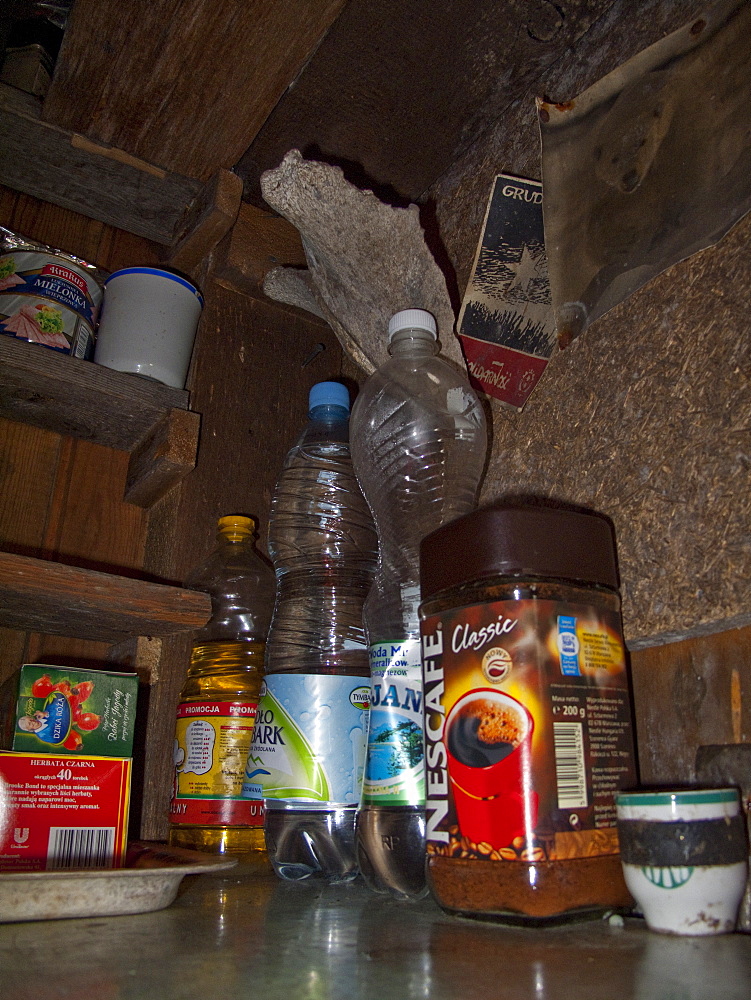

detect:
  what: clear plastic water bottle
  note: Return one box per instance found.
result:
[350,309,487,898]
[243,381,377,882]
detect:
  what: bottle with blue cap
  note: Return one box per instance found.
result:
[243,381,377,882]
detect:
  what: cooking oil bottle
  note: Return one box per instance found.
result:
[168,515,275,857]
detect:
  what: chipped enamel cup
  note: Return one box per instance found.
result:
[616,788,748,936]
[94,268,203,388]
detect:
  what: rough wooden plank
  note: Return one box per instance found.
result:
[41,438,147,571]
[0,105,202,244]
[22,635,113,674]
[43,0,348,182]
[124,408,200,509]
[0,627,28,686]
[106,634,167,838]
[136,481,188,838]
[164,169,242,275]
[134,632,192,839]
[1,183,106,265]
[237,0,616,205]
[94,225,161,275]
[175,281,345,560]
[0,336,189,451]
[631,626,751,786]
[0,80,42,118]
[0,417,61,553]
[0,183,19,224]
[213,202,306,297]
[22,433,150,666]
[0,417,62,685]
[106,637,156,838]
[0,551,210,642]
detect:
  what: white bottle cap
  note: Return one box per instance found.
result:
[387,308,437,342]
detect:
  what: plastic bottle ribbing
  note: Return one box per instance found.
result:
[350,310,487,898]
[243,382,377,882]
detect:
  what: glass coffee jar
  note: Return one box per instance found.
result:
[419,501,637,923]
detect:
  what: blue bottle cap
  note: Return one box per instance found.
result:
[308,381,350,413]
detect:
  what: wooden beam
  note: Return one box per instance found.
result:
[0,102,202,245]
[213,202,307,296]
[163,169,243,274]
[236,0,618,204]
[107,636,164,684]
[43,0,348,182]
[0,551,210,642]
[124,408,201,509]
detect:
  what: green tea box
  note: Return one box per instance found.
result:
[6,664,138,757]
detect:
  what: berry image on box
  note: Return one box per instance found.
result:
[11,665,138,757]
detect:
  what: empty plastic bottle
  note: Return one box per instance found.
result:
[243,381,377,882]
[350,308,487,898]
[169,514,275,857]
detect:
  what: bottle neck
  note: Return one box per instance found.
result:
[301,404,350,447]
[216,529,253,545]
[388,327,439,357]
[308,403,349,423]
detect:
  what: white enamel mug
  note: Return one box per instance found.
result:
[616,788,748,936]
[94,267,203,388]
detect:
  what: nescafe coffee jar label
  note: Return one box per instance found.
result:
[422,596,635,864]
[418,503,638,922]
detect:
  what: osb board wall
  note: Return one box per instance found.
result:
[476,210,750,648]
[426,1,748,648]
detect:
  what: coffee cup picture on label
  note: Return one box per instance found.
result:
[445,689,538,850]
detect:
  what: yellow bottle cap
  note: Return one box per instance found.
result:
[217,515,255,540]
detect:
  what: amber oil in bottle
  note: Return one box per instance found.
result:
[168,515,275,857]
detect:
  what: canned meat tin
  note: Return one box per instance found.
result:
[0,228,104,359]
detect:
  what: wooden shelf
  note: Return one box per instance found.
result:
[0,90,242,263]
[0,335,188,449]
[0,90,199,246]
[0,337,201,506]
[0,551,210,643]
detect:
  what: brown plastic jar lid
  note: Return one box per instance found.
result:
[420,501,619,601]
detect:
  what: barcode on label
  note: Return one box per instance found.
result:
[48,827,116,869]
[553,721,588,809]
